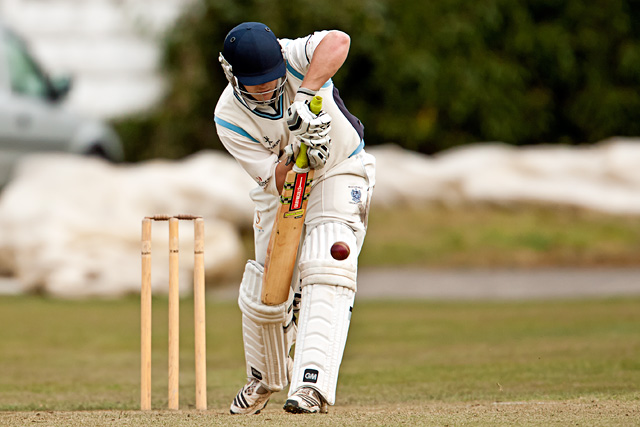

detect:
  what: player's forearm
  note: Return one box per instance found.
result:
[275,160,294,193]
[300,31,350,91]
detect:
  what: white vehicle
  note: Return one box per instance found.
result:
[0,23,123,187]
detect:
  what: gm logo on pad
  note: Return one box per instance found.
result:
[303,368,318,383]
[251,367,263,381]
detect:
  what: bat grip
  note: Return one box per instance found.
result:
[309,95,323,115]
[295,144,309,170]
[294,95,323,170]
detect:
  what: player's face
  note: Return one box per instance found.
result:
[243,79,279,102]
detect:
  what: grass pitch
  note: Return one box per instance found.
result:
[0,295,638,425]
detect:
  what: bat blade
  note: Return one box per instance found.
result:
[261,168,313,304]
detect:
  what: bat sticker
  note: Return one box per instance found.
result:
[291,173,308,210]
[284,209,305,218]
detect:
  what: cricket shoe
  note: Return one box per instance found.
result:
[229,378,273,415]
[283,387,328,414]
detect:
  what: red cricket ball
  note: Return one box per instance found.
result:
[330,241,350,261]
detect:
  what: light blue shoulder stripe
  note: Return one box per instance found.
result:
[350,139,365,157]
[214,116,260,143]
[286,63,332,88]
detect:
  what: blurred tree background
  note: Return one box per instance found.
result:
[114,0,640,161]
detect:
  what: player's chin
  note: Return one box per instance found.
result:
[256,92,276,103]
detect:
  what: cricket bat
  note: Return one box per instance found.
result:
[261,95,323,305]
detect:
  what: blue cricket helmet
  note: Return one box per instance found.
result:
[222,22,286,86]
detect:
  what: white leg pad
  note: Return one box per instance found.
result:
[238,260,295,391]
[289,222,358,405]
[289,284,354,405]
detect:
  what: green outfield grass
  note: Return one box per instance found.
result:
[360,203,640,268]
[1,295,638,425]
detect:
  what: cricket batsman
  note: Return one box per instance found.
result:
[214,22,376,414]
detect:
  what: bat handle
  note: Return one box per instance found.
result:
[295,96,323,170]
[295,144,309,170]
[310,95,323,115]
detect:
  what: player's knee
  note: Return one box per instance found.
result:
[299,222,358,292]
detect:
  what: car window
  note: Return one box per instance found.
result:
[4,32,49,99]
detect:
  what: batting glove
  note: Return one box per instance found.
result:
[307,142,331,169]
[283,141,300,166]
[287,89,332,142]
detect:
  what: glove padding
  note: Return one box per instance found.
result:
[287,97,332,143]
[283,142,300,166]
[307,142,330,169]
[285,140,330,169]
[297,132,331,149]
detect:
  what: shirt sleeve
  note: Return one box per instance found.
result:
[282,30,331,76]
[215,123,280,196]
